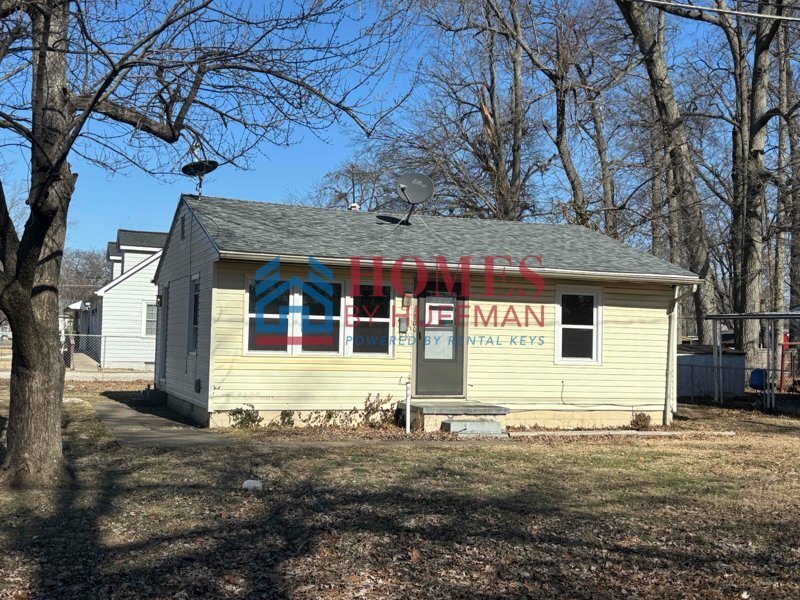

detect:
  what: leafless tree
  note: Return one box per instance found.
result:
[59,248,111,310]
[613,0,717,343]
[0,0,405,487]
[354,0,550,220]
[630,1,800,360]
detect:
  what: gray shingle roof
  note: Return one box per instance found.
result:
[184,195,699,281]
[106,241,120,259]
[117,229,168,249]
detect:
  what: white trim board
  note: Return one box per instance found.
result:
[217,251,701,285]
[95,250,162,296]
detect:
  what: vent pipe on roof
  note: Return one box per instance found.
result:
[348,202,360,212]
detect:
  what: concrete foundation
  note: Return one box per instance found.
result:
[502,409,662,430]
[204,405,662,431]
[167,394,210,427]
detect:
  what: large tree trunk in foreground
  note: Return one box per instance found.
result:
[5,340,68,485]
[1,166,74,487]
[0,208,72,485]
[0,4,74,487]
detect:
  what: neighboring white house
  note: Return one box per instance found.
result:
[71,229,167,369]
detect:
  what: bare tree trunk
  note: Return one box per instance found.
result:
[577,68,617,238]
[650,149,666,258]
[0,5,74,487]
[773,28,791,343]
[507,5,525,220]
[729,32,750,348]
[648,87,668,259]
[553,28,587,225]
[3,195,71,485]
[786,31,800,339]
[742,12,782,363]
[667,164,680,266]
[615,0,714,342]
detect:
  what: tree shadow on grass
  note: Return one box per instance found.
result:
[3,437,800,598]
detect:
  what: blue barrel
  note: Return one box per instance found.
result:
[749,368,767,390]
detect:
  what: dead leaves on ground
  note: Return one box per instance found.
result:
[2,395,800,598]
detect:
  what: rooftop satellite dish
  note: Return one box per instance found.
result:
[181,159,218,200]
[397,172,433,205]
[181,160,218,178]
[395,172,433,228]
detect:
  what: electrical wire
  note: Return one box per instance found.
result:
[637,0,800,22]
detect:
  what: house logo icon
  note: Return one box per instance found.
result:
[253,256,336,347]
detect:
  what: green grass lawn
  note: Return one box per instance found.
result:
[1,384,800,599]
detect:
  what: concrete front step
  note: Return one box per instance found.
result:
[441,418,506,437]
[395,401,511,432]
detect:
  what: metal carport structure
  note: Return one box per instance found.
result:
[707,312,800,408]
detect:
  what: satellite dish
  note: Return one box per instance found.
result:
[397,172,433,205]
[181,159,219,200]
[181,160,219,178]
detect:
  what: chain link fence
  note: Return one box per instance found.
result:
[0,334,155,378]
[61,333,156,373]
[678,346,800,411]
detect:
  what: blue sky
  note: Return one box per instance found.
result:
[0,1,412,253]
[0,7,706,254]
[61,126,356,250]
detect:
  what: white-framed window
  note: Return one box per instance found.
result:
[299,281,343,354]
[246,279,292,353]
[142,302,157,336]
[244,278,393,357]
[555,287,602,364]
[349,284,392,355]
[188,277,200,353]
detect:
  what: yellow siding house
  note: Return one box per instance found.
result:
[153,195,700,429]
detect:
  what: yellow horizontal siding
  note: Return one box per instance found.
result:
[210,262,673,413]
[211,262,411,410]
[467,281,671,409]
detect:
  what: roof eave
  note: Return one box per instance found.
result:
[216,250,701,285]
[118,245,163,252]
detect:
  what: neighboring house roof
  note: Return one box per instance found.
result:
[67,300,85,311]
[107,241,121,260]
[117,229,168,250]
[181,194,699,283]
[95,250,162,296]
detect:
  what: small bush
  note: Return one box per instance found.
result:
[630,412,652,431]
[277,410,295,427]
[229,403,264,429]
[362,393,395,428]
[299,393,396,429]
